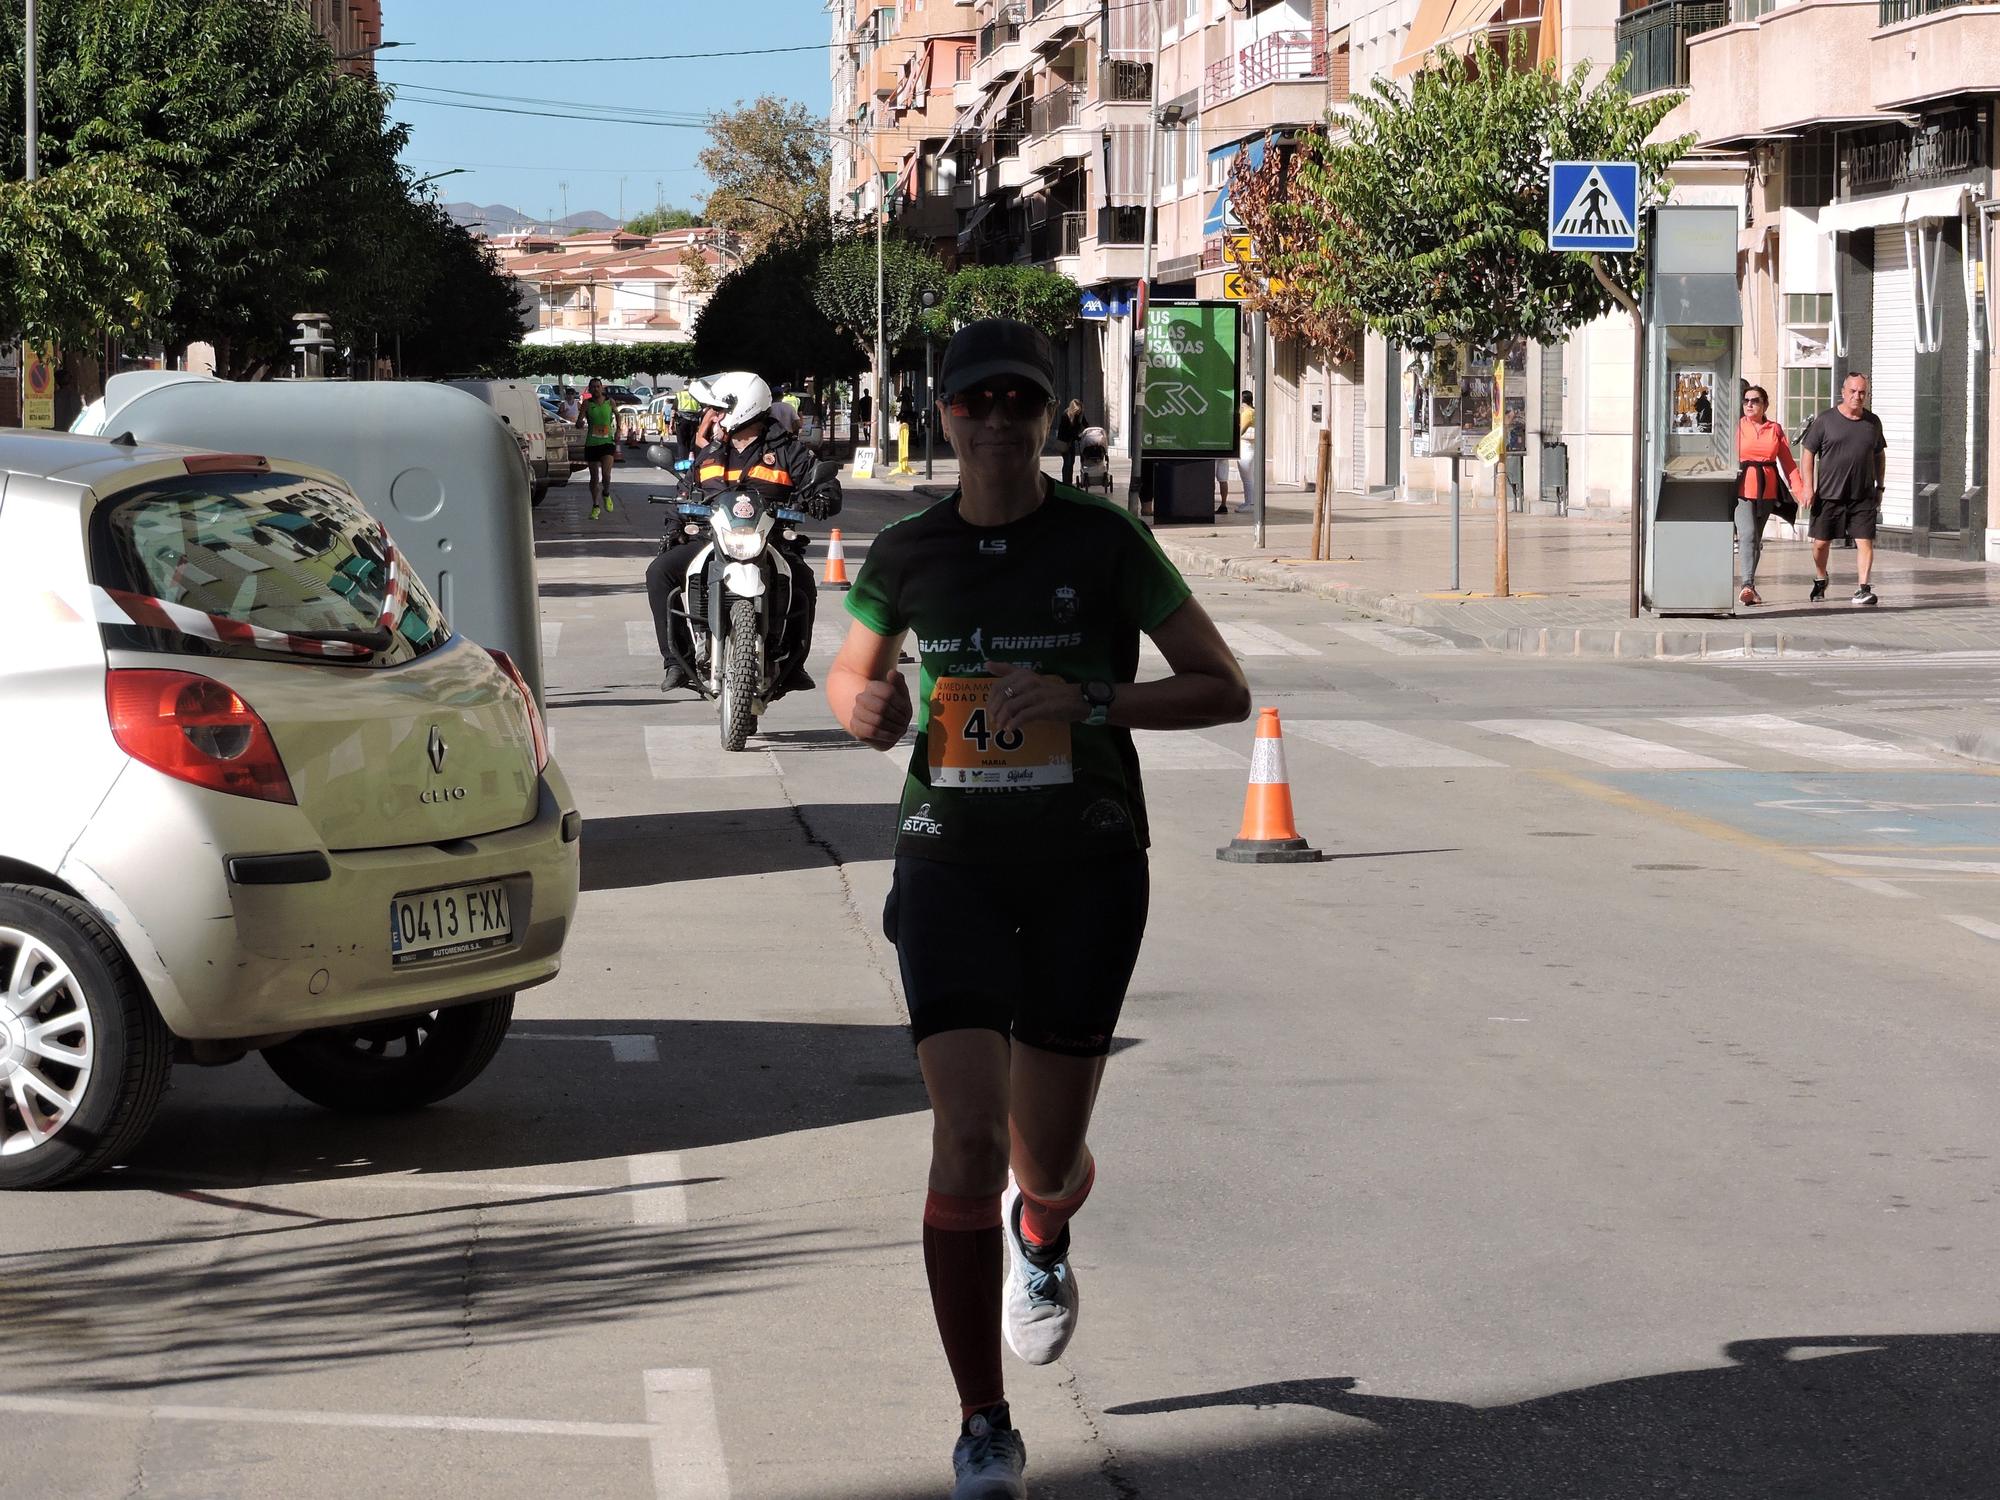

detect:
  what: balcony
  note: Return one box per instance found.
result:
[1685,0,1897,147]
[1615,0,1728,95]
[1873,0,2000,110]
[974,6,1027,85]
[1095,58,1154,105]
[1023,85,1094,173]
[1201,30,1329,137]
[1030,208,1087,262]
[1029,84,1078,137]
[1097,206,1147,244]
[1024,0,1089,53]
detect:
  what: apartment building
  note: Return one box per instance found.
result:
[303,0,383,71]
[499,228,745,347]
[1669,0,1996,559]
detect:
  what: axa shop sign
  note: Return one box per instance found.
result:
[1139,301,1242,458]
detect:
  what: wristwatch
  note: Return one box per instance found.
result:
[1082,680,1115,727]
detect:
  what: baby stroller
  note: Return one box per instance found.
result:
[1076,426,1113,493]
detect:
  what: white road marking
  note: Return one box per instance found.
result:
[1473,719,1739,770]
[1220,621,1321,656]
[1666,714,1938,767]
[1288,719,1501,768]
[1835,877,1916,899]
[626,1152,690,1227]
[540,621,562,658]
[1334,623,1460,656]
[1813,852,2000,876]
[629,619,661,657]
[645,726,777,780]
[1140,638,1168,668]
[508,1031,662,1063]
[1945,915,2000,942]
[0,1391,654,1441]
[1132,730,1248,770]
[646,1369,732,1500]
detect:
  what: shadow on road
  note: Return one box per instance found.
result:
[580,805,898,890]
[847,1333,2000,1498]
[111,1017,925,1186]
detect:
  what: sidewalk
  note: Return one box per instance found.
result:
[872,456,2000,660]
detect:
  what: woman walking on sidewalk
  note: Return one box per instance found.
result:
[1734,385,1801,606]
[826,319,1249,1500]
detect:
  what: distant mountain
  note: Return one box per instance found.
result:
[445,201,621,235]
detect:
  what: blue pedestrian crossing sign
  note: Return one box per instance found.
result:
[1548,161,1640,252]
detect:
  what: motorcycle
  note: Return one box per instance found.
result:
[651,455,841,752]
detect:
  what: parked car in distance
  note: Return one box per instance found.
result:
[445,379,561,504]
[0,432,582,1188]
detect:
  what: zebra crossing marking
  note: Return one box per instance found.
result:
[1220,622,1322,657]
[644,725,774,780]
[1133,730,1248,770]
[1288,719,1501,768]
[1473,719,1740,770]
[1334,623,1461,656]
[540,621,562,659]
[1666,714,1939,767]
[627,620,656,657]
[1946,915,2000,942]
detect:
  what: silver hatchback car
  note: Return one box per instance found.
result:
[0,432,581,1188]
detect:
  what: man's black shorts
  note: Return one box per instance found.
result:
[884,852,1149,1057]
[1809,498,1877,541]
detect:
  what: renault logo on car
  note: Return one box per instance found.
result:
[427,725,448,774]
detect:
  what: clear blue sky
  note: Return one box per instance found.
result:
[382,0,833,226]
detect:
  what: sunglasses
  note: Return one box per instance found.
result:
[944,388,1049,421]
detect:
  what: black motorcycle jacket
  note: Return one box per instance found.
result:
[690,421,839,519]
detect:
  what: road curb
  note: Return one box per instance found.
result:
[1151,536,1956,663]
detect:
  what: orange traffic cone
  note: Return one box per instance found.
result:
[819,529,851,591]
[1217,708,1325,864]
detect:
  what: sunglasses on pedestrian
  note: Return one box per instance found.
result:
[944,388,1049,421]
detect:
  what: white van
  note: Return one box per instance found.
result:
[445,379,556,502]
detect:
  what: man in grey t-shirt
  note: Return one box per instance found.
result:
[1799,372,1887,607]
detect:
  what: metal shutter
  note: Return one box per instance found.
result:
[1871,227,1916,531]
[1351,384,1367,492]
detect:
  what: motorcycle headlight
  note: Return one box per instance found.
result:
[715,529,765,560]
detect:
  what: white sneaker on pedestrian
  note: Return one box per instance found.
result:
[950,1407,1027,1500]
[1001,1176,1081,1366]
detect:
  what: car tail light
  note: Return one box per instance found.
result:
[486,648,549,771]
[105,670,296,803]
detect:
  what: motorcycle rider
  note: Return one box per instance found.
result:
[645,370,837,695]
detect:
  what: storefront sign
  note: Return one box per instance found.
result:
[1841,110,1987,196]
[1138,301,1241,458]
[1079,290,1108,321]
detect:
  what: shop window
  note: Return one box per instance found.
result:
[1785,293,1833,326]
[1785,366,1832,437]
[1784,140,1835,210]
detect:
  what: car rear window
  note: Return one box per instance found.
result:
[89,470,450,667]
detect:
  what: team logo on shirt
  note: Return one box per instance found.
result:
[969,627,984,657]
[979,539,1007,555]
[901,802,945,836]
[1051,586,1078,625]
[1082,798,1130,833]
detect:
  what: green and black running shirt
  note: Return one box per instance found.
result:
[845,479,1193,864]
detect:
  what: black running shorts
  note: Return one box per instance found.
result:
[1809,498,1877,541]
[884,852,1150,1057]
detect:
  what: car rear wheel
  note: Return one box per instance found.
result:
[0,885,172,1190]
[261,996,514,1114]
[531,483,549,507]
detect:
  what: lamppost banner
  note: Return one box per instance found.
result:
[1138,301,1241,458]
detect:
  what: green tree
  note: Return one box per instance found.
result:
[0,0,417,374]
[387,200,529,378]
[1272,38,1690,351]
[698,96,829,253]
[938,264,1081,343]
[813,236,949,359]
[1227,143,1359,366]
[0,154,173,351]
[625,207,704,236]
[693,232,855,392]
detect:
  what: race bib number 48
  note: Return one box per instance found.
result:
[928,675,1074,788]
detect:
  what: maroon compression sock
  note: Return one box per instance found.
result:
[922,1190,1005,1418]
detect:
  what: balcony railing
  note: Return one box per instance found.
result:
[1099,59,1153,103]
[1615,0,1728,94]
[1029,85,1080,137]
[1879,0,1972,21]
[978,7,1024,58]
[1204,30,1326,109]
[1059,210,1085,256]
[1029,209,1087,261]
[1097,206,1147,244]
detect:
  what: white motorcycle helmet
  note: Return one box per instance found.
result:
[687,374,724,409]
[709,371,774,434]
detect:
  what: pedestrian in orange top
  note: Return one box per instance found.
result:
[1735,385,1801,607]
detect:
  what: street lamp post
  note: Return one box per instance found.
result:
[1122,0,1165,515]
[839,110,893,460]
[920,288,939,479]
[23,0,36,181]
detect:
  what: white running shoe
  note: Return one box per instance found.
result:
[1001,1176,1081,1365]
[951,1408,1027,1500]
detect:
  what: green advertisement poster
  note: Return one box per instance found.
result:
[1139,301,1241,457]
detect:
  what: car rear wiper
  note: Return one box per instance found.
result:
[289,625,394,651]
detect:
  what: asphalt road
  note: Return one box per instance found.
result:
[7,466,2000,1499]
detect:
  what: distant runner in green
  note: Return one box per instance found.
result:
[578,377,618,520]
[827,319,1250,1500]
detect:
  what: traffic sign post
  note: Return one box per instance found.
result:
[1548,161,1639,253]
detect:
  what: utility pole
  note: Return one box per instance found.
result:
[1122,0,1164,516]
[558,181,569,228]
[23,0,36,181]
[618,176,627,224]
